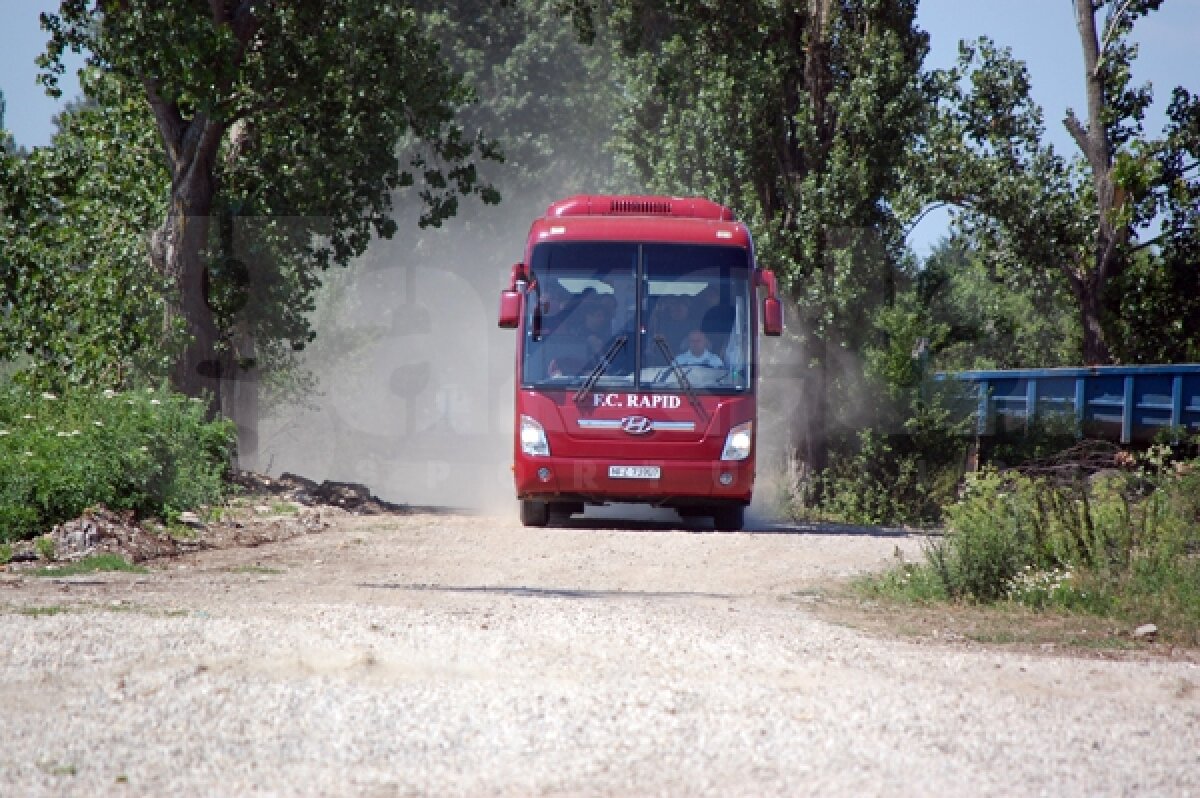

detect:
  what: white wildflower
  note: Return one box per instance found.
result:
[22,414,34,420]
[41,392,57,401]
[102,389,117,399]
[0,429,8,436]
[150,399,162,406]
[93,421,104,427]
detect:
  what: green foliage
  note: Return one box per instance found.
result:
[901,448,1200,638]
[858,560,948,603]
[34,536,56,561]
[917,39,1091,341]
[0,386,236,541]
[0,69,175,391]
[417,0,626,202]
[917,5,1200,365]
[1104,240,1200,364]
[35,1,503,399]
[787,386,971,526]
[30,553,148,577]
[979,414,1082,470]
[929,470,1047,601]
[910,239,1080,371]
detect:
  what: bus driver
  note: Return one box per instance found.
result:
[674,329,724,369]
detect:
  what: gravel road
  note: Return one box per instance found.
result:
[2,510,1198,796]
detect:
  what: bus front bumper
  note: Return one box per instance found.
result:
[514,455,754,505]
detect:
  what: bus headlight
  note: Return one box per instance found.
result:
[721,421,752,461]
[520,414,550,457]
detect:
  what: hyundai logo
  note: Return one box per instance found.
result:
[620,415,654,435]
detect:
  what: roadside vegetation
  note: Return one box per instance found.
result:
[857,440,1200,645]
[27,553,149,577]
[1,0,1196,649]
[0,385,235,542]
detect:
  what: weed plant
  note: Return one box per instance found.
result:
[0,385,236,541]
[29,553,148,576]
[787,392,970,526]
[870,443,1200,642]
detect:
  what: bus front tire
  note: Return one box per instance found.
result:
[712,505,745,532]
[520,500,549,527]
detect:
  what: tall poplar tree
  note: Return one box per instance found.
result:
[597,0,929,469]
[921,1,1200,365]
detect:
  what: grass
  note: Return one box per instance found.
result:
[850,448,1200,649]
[811,579,1165,653]
[855,556,1200,648]
[15,605,69,617]
[226,564,283,575]
[29,553,147,577]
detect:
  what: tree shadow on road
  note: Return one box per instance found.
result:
[545,506,923,538]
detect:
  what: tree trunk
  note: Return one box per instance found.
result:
[1076,276,1112,366]
[1065,0,1121,366]
[150,177,226,413]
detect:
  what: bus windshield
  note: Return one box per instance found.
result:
[521,242,753,393]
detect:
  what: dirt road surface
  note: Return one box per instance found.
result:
[2,510,1198,796]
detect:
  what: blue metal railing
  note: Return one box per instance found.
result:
[939,364,1200,444]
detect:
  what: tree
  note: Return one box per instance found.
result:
[592,0,930,471]
[0,90,10,153]
[1,68,172,389]
[889,237,1080,373]
[38,1,500,406]
[921,2,1199,365]
[415,0,627,207]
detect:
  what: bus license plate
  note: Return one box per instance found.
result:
[608,465,661,480]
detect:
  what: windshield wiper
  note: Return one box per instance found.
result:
[573,335,627,406]
[654,335,710,425]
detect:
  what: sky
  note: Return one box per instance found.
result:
[2,0,1198,254]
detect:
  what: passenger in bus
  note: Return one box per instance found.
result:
[650,295,693,353]
[674,329,724,369]
[581,299,634,375]
[536,280,572,335]
[581,300,613,359]
[700,302,736,360]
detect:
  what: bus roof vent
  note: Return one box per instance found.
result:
[546,195,735,221]
[609,198,673,215]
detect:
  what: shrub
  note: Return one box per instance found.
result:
[787,395,969,526]
[912,447,1200,639]
[0,385,236,541]
[928,470,1044,601]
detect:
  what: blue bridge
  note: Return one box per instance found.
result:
[941,365,1200,444]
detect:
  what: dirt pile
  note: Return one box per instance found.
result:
[1,471,410,571]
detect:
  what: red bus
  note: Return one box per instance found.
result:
[497,195,783,530]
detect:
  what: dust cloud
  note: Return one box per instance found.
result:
[250,199,541,514]
[244,212,889,522]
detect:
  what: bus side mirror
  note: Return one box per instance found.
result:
[498,290,521,329]
[498,262,527,329]
[758,269,783,336]
[763,297,783,336]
